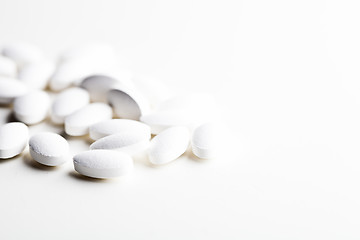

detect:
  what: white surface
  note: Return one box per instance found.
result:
[0,0,360,239]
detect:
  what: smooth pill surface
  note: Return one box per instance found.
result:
[29,132,69,166]
[18,61,55,90]
[89,119,151,140]
[65,103,112,136]
[80,72,133,102]
[90,130,151,155]
[0,56,17,77]
[108,87,149,120]
[191,123,218,159]
[49,58,94,91]
[2,43,44,65]
[51,87,90,124]
[13,90,50,125]
[0,77,28,104]
[148,126,190,165]
[0,122,28,159]
[73,150,133,179]
[50,57,116,91]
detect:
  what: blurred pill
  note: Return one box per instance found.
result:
[0,122,28,159]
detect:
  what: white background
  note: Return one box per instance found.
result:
[1,0,360,239]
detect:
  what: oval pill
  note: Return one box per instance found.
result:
[148,126,190,165]
[13,90,50,125]
[0,122,28,159]
[29,132,69,166]
[0,77,28,104]
[51,87,90,124]
[0,56,17,77]
[191,123,218,159]
[89,119,151,140]
[73,150,133,179]
[90,131,151,155]
[108,86,149,120]
[65,103,112,136]
[2,43,44,65]
[18,61,55,90]
[49,58,94,91]
[80,72,133,102]
[50,57,117,91]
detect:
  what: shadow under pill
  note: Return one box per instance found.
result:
[184,149,208,163]
[59,130,93,144]
[5,112,18,123]
[132,154,153,168]
[68,171,109,183]
[22,153,59,171]
[0,153,23,164]
[58,130,70,139]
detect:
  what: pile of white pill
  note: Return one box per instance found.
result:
[0,42,220,179]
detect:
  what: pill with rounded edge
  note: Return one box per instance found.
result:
[18,61,55,90]
[0,77,28,104]
[29,132,69,166]
[2,43,44,65]
[80,72,133,102]
[73,150,133,179]
[90,131,151,155]
[51,87,90,124]
[0,122,28,159]
[148,126,190,165]
[191,123,218,159]
[65,103,112,136]
[89,119,151,140]
[50,57,117,91]
[0,56,17,77]
[13,90,50,125]
[108,86,149,120]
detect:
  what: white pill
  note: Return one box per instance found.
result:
[73,150,133,179]
[89,119,151,140]
[50,57,117,91]
[13,90,50,125]
[148,126,190,165]
[2,43,44,65]
[65,103,112,136]
[108,86,150,120]
[29,132,69,166]
[0,122,28,159]
[0,56,17,77]
[0,77,28,104]
[140,111,193,135]
[51,87,89,124]
[18,61,55,90]
[90,127,151,155]
[192,123,218,159]
[80,72,133,102]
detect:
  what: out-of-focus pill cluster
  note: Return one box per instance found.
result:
[0,42,221,179]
